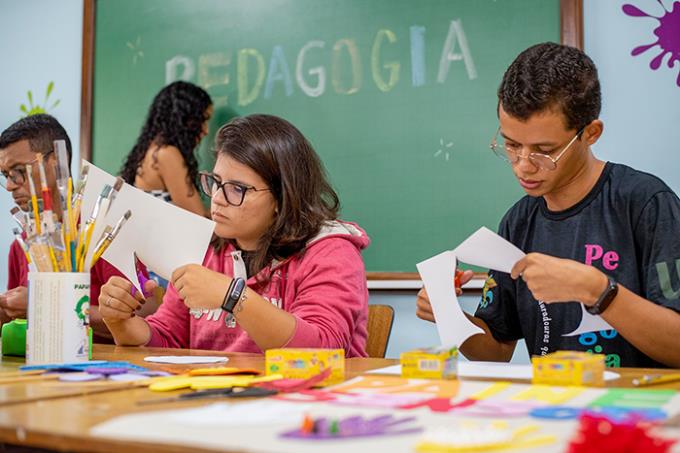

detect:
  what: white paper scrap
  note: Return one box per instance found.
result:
[81,161,215,292]
[143,356,228,364]
[416,251,484,348]
[454,226,525,273]
[563,303,614,336]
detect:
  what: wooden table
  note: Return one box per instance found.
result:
[0,344,677,452]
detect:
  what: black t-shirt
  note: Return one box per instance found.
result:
[475,162,680,368]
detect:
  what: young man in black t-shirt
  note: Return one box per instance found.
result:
[416,42,680,368]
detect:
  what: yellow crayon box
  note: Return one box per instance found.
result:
[532,351,605,387]
[265,348,345,386]
[401,346,458,379]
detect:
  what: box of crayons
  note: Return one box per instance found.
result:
[400,346,458,379]
[532,351,605,387]
[9,140,132,363]
[265,348,345,386]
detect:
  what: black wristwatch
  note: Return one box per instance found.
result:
[221,278,246,313]
[585,276,618,315]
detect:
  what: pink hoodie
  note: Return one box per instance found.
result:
[145,221,370,357]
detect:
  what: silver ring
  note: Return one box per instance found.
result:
[106,296,113,307]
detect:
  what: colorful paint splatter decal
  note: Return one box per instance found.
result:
[623,0,680,86]
[479,275,497,309]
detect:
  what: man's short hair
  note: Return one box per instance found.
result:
[498,42,601,131]
[0,114,72,166]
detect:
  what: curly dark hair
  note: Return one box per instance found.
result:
[120,81,212,191]
[214,114,340,276]
[0,113,72,166]
[498,42,601,131]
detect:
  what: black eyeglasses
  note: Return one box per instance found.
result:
[199,171,270,207]
[0,151,53,189]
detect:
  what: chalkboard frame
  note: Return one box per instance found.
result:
[79,0,583,283]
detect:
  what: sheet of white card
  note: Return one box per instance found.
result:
[81,162,215,292]
[453,226,525,273]
[416,251,483,347]
[143,356,228,364]
[366,362,621,381]
[563,303,614,336]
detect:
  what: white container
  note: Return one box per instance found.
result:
[26,272,90,364]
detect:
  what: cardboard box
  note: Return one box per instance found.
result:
[532,351,605,386]
[265,348,345,386]
[401,346,458,379]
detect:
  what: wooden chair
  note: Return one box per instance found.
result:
[366,304,395,358]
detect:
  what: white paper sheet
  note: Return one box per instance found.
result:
[143,356,228,364]
[453,226,525,273]
[167,401,311,426]
[367,362,621,381]
[563,303,614,336]
[416,251,484,348]
[81,162,215,291]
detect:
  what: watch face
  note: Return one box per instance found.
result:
[234,279,246,297]
[587,278,618,315]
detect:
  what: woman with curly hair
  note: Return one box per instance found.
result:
[120,81,212,216]
[99,114,370,357]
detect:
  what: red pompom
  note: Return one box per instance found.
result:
[567,413,677,453]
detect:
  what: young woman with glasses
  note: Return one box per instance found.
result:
[99,114,370,357]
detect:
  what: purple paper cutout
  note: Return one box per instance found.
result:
[280,414,422,440]
[59,373,104,382]
[85,367,129,376]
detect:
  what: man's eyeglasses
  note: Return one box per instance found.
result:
[489,127,585,171]
[0,151,53,189]
[199,171,270,207]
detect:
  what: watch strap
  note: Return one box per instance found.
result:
[585,276,618,315]
[221,278,246,313]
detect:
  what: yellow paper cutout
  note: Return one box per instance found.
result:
[415,423,557,452]
[470,382,512,400]
[148,374,284,392]
[510,385,584,405]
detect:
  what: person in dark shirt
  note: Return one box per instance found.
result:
[416,42,680,368]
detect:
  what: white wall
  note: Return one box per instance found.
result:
[585,0,680,193]
[0,0,83,289]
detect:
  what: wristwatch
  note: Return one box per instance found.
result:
[221,278,246,313]
[585,276,618,315]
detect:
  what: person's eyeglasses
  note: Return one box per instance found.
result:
[0,151,53,189]
[199,171,270,207]
[489,127,585,171]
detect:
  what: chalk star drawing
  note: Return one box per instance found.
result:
[126,36,144,65]
[434,138,454,161]
[623,0,680,86]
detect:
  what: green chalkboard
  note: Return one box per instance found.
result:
[92,0,562,272]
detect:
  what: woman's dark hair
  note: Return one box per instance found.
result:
[498,42,601,131]
[214,114,340,275]
[120,81,212,192]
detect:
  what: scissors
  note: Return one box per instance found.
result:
[130,252,153,298]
